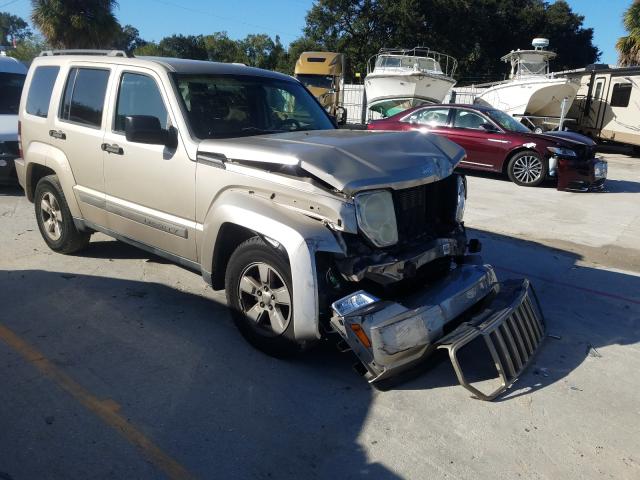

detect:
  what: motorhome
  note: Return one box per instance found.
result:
[561,64,640,149]
[294,51,345,120]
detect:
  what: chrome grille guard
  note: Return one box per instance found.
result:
[436,279,546,401]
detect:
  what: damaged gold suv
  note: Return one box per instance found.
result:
[16,50,545,399]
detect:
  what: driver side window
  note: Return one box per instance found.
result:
[114,72,168,133]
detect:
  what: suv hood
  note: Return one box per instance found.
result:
[198,129,465,195]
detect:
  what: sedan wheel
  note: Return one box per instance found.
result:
[507,151,548,187]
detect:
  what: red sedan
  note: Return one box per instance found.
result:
[368,104,607,190]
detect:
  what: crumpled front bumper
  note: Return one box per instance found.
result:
[330,264,545,400]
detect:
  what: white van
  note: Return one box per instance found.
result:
[0,55,27,184]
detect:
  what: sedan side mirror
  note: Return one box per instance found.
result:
[125,115,174,147]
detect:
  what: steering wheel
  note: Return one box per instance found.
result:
[278,118,302,131]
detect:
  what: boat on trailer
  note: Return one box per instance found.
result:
[365,47,457,118]
[474,39,580,129]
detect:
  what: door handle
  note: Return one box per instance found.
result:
[49,130,66,140]
[101,143,124,155]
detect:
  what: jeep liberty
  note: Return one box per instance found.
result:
[16,50,545,399]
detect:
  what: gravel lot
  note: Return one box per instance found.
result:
[1,153,638,480]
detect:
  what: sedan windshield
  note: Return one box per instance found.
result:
[0,73,26,115]
[486,109,531,133]
[173,74,335,139]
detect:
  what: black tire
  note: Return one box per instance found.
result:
[34,175,90,254]
[225,236,300,357]
[507,150,548,187]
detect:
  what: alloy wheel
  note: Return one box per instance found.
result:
[512,155,543,185]
[237,262,292,336]
[40,192,63,241]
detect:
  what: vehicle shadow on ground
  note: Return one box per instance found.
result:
[602,179,640,194]
[0,265,400,479]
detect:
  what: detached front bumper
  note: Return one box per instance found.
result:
[557,156,607,191]
[330,264,545,400]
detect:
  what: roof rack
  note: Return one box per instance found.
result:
[39,49,131,58]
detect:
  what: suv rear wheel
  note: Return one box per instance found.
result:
[34,175,90,253]
[225,236,300,357]
[507,151,547,187]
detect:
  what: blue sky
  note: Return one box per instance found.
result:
[1,0,630,65]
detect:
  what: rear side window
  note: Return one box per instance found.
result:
[405,108,450,127]
[60,68,110,128]
[25,66,60,118]
[114,72,168,132]
[610,83,632,108]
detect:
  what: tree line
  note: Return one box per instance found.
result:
[2,0,637,83]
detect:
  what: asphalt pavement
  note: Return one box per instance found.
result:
[0,153,638,480]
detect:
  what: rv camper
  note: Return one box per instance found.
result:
[294,51,345,120]
[563,64,640,149]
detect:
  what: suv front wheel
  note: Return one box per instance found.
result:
[34,175,90,253]
[225,236,300,357]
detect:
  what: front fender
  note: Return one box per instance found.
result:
[200,190,346,341]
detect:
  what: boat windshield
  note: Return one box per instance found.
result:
[374,55,443,74]
[518,61,547,76]
[0,72,25,115]
[486,109,531,133]
[512,52,550,77]
[172,74,335,139]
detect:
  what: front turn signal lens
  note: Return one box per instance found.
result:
[350,324,372,348]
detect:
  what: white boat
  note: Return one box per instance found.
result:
[474,39,580,119]
[365,47,457,118]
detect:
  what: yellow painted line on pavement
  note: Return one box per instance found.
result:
[0,324,195,480]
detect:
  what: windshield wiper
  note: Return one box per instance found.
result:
[240,127,284,135]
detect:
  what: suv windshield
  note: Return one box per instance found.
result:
[173,74,335,139]
[486,109,531,133]
[0,72,26,115]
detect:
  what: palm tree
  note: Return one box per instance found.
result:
[31,0,120,49]
[617,0,640,66]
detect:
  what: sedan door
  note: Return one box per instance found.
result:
[447,108,512,172]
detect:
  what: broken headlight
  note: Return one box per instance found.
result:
[456,175,466,223]
[547,146,577,157]
[355,189,398,247]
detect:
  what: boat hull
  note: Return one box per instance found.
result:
[475,78,579,117]
[365,72,455,117]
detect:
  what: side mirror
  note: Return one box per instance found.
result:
[125,115,174,147]
[481,123,499,132]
